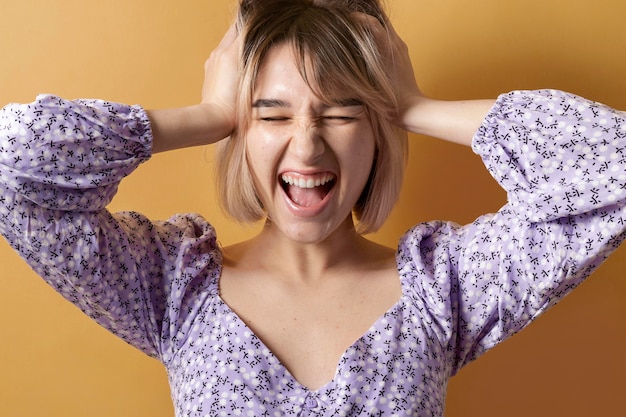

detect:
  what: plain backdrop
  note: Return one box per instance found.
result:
[0,1,624,416]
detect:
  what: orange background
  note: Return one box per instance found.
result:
[0,0,624,416]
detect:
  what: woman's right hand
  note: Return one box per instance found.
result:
[201,22,240,133]
[149,24,241,153]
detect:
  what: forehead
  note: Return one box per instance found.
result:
[254,44,301,95]
[253,43,357,106]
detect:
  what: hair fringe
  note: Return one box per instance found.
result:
[216,0,407,234]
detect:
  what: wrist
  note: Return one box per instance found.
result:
[397,95,435,135]
[399,97,495,146]
[198,101,236,142]
[148,103,235,154]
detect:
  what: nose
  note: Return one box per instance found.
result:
[288,119,325,163]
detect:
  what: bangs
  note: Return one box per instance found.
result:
[218,0,407,233]
[287,9,382,108]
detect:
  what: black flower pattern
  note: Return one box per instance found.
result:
[0,90,624,416]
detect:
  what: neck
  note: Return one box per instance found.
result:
[233,217,377,283]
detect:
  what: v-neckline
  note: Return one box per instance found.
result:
[212,247,406,393]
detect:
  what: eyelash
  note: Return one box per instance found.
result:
[260,117,289,122]
[325,116,355,121]
[259,116,355,123]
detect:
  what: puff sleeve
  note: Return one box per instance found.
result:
[399,90,626,374]
[0,95,220,362]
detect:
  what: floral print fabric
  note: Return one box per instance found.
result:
[0,90,624,416]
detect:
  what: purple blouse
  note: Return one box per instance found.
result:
[0,90,624,416]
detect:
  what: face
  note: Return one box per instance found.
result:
[245,43,376,244]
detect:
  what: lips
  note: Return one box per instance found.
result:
[280,172,336,208]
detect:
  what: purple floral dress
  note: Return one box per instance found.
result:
[1,90,624,416]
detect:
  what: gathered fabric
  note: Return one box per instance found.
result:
[1,90,624,416]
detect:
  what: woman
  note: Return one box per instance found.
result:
[0,0,624,415]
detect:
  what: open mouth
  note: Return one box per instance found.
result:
[280,172,336,208]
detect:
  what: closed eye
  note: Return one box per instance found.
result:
[260,117,290,122]
[325,116,354,120]
[321,115,357,125]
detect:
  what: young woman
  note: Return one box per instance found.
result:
[1,0,624,415]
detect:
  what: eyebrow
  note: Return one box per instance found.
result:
[251,98,363,108]
[252,99,290,108]
[332,98,364,107]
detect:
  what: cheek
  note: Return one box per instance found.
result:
[346,130,376,173]
[245,125,288,156]
[245,128,270,166]
[244,128,284,191]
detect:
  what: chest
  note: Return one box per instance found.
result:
[166,287,449,416]
[218,267,402,390]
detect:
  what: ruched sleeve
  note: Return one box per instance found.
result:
[0,95,221,362]
[398,90,626,375]
[473,89,626,221]
[0,94,152,211]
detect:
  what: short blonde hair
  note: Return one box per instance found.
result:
[216,0,408,234]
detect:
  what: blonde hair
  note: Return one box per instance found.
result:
[216,0,408,234]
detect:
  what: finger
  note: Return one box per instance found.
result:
[353,12,386,37]
[353,12,404,59]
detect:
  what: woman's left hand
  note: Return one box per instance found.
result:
[368,16,494,146]
[364,15,423,129]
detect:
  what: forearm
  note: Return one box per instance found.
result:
[147,102,234,153]
[400,96,495,146]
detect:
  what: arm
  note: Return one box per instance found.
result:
[0,24,240,359]
[400,96,495,146]
[377,17,495,145]
[402,90,626,372]
[0,95,220,360]
[148,103,232,153]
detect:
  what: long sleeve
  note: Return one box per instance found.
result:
[474,89,626,222]
[0,94,152,211]
[0,95,221,361]
[398,89,626,375]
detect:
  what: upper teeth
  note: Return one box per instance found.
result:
[281,174,334,189]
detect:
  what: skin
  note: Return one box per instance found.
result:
[145,18,495,389]
[148,21,494,153]
[245,44,376,244]
[217,44,402,389]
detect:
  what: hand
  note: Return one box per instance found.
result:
[201,22,240,135]
[148,24,241,153]
[364,16,493,145]
[385,21,424,129]
[362,15,423,129]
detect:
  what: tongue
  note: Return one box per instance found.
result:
[287,184,327,207]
